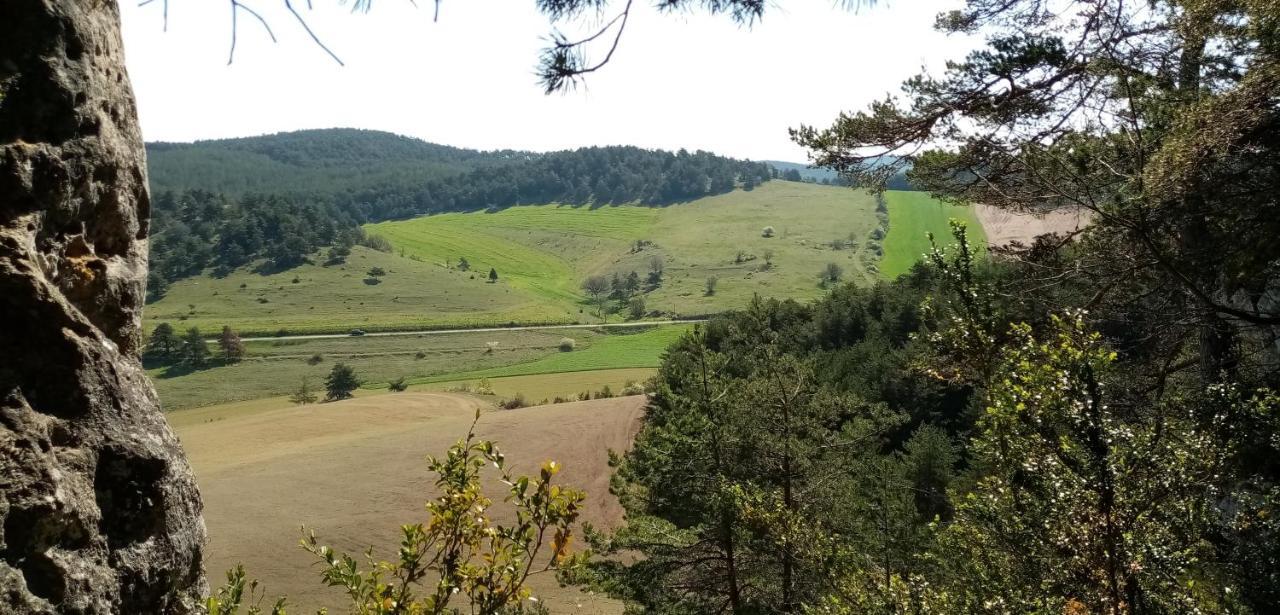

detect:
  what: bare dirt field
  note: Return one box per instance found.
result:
[974,204,1093,247]
[174,392,646,613]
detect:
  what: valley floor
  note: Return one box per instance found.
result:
[175,392,642,614]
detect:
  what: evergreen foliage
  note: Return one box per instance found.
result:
[324,363,361,401]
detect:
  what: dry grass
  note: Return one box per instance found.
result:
[174,392,643,613]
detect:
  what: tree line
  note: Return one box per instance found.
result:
[574,223,1280,612]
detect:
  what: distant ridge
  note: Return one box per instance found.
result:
[766,158,916,190]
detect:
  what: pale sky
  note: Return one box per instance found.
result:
[119,0,976,162]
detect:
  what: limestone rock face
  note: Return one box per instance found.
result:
[0,1,207,612]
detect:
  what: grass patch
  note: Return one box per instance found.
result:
[422,368,657,402]
[149,329,592,411]
[413,324,690,384]
[880,191,987,278]
[145,184,888,336]
[144,246,571,336]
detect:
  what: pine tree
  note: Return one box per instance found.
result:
[145,322,182,363]
[181,327,210,367]
[217,326,245,363]
[324,363,361,401]
[488,268,498,283]
[289,378,318,405]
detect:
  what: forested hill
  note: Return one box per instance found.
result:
[145,128,774,221]
[143,129,775,295]
[146,129,504,199]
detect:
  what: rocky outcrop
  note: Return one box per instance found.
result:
[0,1,207,612]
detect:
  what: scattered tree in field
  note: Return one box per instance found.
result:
[326,244,350,265]
[610,272,626,299]
[625,270,641,294]
[181,327,210,367]
[324,363,360,401]
[704,275,719,296]
[761,226,775,238]
[488,267,498,283]
[301,419,585,614]
[366,266,386,278]
[145,322,182,362]
[628,295,647,320]
[582,275,610,316]
[217,326,245,363]
[289,378,318,405]
[647,256,665,285]
[456,257,470,271]
[559,337,576,352]
[821,262,843,285]
[762,248,775,269]
[388,377,408,392]
[306,353,324,365]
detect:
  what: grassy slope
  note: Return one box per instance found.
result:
[638,182,881,313]
[410,325,690,385]
[150,328,586,410]
[144,183,880,335]
[150,325,689,410]
[366,204,658,315]
[144,246,568,336]
[372,181,881,319]
[879,190,987,278]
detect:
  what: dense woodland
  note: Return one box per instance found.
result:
[144,130,775,298]
[555,0,1280,611]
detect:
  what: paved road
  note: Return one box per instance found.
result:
[240,319,706,343]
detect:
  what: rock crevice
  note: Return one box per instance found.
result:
[1,1,207,612]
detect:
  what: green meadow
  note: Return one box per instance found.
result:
[368,181,884,320]
[148,324,691,410]
[879,191,986,278]
[143,183,986,411]
[144,183,966,339]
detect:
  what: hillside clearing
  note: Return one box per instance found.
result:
[145,183,887,335]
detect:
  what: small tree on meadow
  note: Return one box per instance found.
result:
[647,256,665,285]
[290,378,318,405]
[181,327,210,367]
[705,275,719,296]
[218,326,245,363]
[145,322,182,363]
[582,275,610,316]
[763,248,775,269]
[822,262,844,286]
[761,226,775,238]
[324,363,361,401]
[457,257,470,271]
[628,295,647,320]
[488,268,498,282]
[367,266,386,278]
